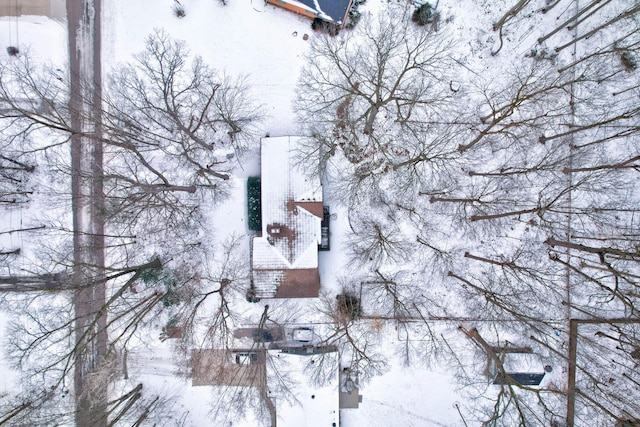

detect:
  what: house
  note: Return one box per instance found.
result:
[0,0,66,20]
[266,0,354,28]
[251,136,323,299]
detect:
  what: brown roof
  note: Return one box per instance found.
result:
[192,349,264,387]
[295,201,324,218]
[274,268,321,298]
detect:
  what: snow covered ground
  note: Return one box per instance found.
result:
[1,0,637,425]
[1,2,464,425]
[104,0,315,137]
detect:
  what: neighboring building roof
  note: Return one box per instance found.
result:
[493,372,545,386]
[252,136,323,298]
[191,349,263,387]
[489,352,549,387]
[268,350,340,427]
[0,0,66,19]
[266,0,353,26]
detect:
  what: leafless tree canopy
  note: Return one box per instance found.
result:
[0,0,639,425]
[0,28,262,425]
[296,2,640,426]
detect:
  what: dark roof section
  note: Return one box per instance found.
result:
[298,0,352,23]
[273,269,321,298]
[493,372,546,386]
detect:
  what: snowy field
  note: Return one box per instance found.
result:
[104,0,315,137]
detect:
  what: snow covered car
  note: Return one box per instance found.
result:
[292,327,314,343]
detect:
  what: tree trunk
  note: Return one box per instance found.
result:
[430,196,481,204]
[554,4,640,52]
[546,237,640,259]
[363,104,379,135]
[492,0,532,32]
[562,155,640,174]
[470,207,540,221]
[0,273,70,291]
[539,112,638,143]
[537,0,608,44]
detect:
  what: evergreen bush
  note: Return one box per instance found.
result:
[173,5,186,18]
[412,3,435,26]
[312,18,340,36]
[247,176,262,231]
[621,51,637,71]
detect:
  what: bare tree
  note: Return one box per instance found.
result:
[458,60,579,153]
[0,30,263,244]
[0,153,35,205]
[313,292,388,386]
[0,28,262,425]
[455,326,566,427]
[296,4,461,195]
[102,29,262,238]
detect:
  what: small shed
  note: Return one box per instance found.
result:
[489,352,550,387]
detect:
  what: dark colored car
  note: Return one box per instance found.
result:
[252,328,274,342]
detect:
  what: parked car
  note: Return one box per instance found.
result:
[292,327,314,343]
[233,351,258,365]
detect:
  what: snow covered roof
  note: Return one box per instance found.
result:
[265,0,353,26]
[489,352,550,387]
[268,350,340,427]
[252,136,323,298]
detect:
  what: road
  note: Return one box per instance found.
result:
[66,0,107,426]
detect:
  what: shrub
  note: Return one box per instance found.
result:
[173,5,186,18]
[525,47,558,63]
[311,18,340,36]
[337,293,362,320]
[345,9,362,29]
[621,51,637,72]
[247,176,262,231]
[246,288,260,303]
[161,286,181,307]
[138,263,183,307]
[412,2,436,26]
[139,264,163,284]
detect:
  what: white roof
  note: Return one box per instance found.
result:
[268,350,339,427]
